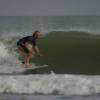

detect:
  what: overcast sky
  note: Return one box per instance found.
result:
[0,0,100,16]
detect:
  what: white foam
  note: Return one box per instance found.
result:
[40,28,98,35]
[0,74,100,95]
[0,42,25,73]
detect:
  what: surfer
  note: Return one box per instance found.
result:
[17,31,43,68]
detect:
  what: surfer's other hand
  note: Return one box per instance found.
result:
[39,53,44,57]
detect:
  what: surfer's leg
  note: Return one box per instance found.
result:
[24,50,33,68]
[24,43,33,68]
[18,46,26,55]
[23,54,28,65]
[17,44,28,65]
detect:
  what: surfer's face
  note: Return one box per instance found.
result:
[36,32,41,39]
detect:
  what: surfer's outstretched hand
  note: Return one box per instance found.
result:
[38,53,44,57]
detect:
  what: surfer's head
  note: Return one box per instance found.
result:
[33,31,41,39]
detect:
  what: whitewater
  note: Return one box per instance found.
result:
[0,74,100,95]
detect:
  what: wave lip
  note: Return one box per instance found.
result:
[0,75,100,95]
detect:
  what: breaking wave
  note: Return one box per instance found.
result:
[0,74,100,95]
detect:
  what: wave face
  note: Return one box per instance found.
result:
[0,74,100,95]
[35,31,100,74]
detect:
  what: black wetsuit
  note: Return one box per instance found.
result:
[17,36,36,53]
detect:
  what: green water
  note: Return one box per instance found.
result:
[32,31,100,75]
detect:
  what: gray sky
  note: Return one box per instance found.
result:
[0,0,100,16]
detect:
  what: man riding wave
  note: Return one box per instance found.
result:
[17,31,43,68]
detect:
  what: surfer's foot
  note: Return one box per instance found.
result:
[24,63,32,68]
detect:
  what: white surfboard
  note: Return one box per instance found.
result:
[25,64,48,70]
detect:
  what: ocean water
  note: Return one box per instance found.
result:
[0,16,100,99]
[1,93,100,100]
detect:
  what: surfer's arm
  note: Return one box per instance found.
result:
[33,46,43,57]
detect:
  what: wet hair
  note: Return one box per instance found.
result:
[33,30,40,37]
